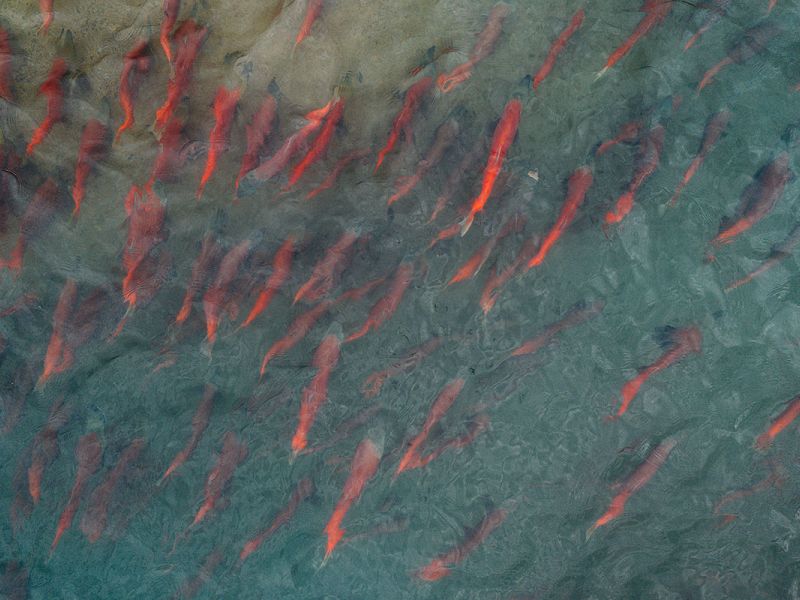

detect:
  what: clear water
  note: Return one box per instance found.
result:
[1,0,800,598]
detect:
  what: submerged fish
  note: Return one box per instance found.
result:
[116,40,152,142]
[697,23,779,92]
[154,19,207,130]
[755,394,800,451]
[362,337,444,398]
[160,385,215,484]
[160,0,181,63]
[203,238,251,353]
[725,223,800,292]
[510,301,605,357]
[294,230,358,305]
[346,262,413,343]
[306,148,369,200]
[0,27,14,101]
[240,236,294,328]
[2,178,60,273]
[190,432,247,527]
[683,0,730,51]
[295,0,324,49]
[532,8,585,91]
[197,86,240,200]
[234,94,277,194]
[286,97,344,190]
[448,214,524,286]
[175,232,222,325]
[72,119,109,217]
[26,58,67,156]
[375,77,433,172]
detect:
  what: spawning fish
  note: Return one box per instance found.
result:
[375,77,433,172]
[26,401,69,507]
[285,97,344,190]
[294,230,359,305]
[154,19,207,130]
[0,27,13,101]
[26,58,67,156]
[173,549,222,600]
[595,120,641,157]
[437,3,511,93]
[587,438,676,537]
[510,301,605,357]
[37,279,77,388]
[234,94,277,194]
[755,394,800,450]
[362,337,444,398]
[39,0,54,34]
[478,239,536,315]
[527,166,592,268]
[71,119,109,217]
[2,178,60,273]
[532,8,585,91]
[115,40,152,142]
[669,109,730,207]
[346,262,413,343]
[429,135,487,223]
[302,405,381,455]
[160,385,215,484]
[697,23,779,92]
[448,214,524,285]
[175,232,222,325]
[610,325,702,419]
[295,0,324,49]
[725,223,800,292]
[683,0,729,51]
[160,0,181,63]
[323,434,382,561]
[596,0,673,79]
[260,300,333,379]
[306,148,369,200]
[203,238,251,353]
[197,86,240,200]
[291,334,342,456]
[461,98,522,235]
[240,236,294,328]
[190,432,248,527]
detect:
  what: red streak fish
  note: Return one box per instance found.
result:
[240,236,294,328]
[173,549,222,600]
[479,239,535,315]
[286,97,344,189]
[437,3,511,93]
[755,394,800,450]
[122,186,166,308]
[71,119,109,217]
[596,0,673,79]
[611,325,702,419]
[80,438,145,543]
[430,137,486,223]
[697,23,779,92]
[726,223,800,292]
[307,148,369,200]
[239,478,314,563]
[2,178,60,273]
[587,438,677,537]
[51,433,102,554]
[38,279,77,388]
[295,0,324,48]
[160,384,215,484]
[116,40,152,142]
[235,94,277,193]
[375,77,433,172]
[175,232,221,324]
[710,152,793,247]
[604,125,664,226]
[362,336,444,398]
[683,0,729,51]
[0,27,13,101]
[416,504,510,581]
[196,86,240,200]
[26,401,69,507]
[346,262,413,343]
[26,58,67,156]
[302,404,381,455]
[713,469,783,523]
[449,214,524,286]
[249,99,335,181]
[595,120,641,157]
[191,432,248,527]
[291,334,341,455]
[669,110,730,206]
[387,118,459,207]
[154,19,207,131]
[395,378,465,477]
[203,238,251,352]
[323,435,382,560]
[532,8,585,91]
[260,300,332,379]
[39,0,54,34]
[528,166,592,268]
[510,301,605,357]
[409,413,490,471]
[294,230,358,305]
[768,0,777,12]
[160,0,181,63]
[461,98,522,235]
[148,117,188,186]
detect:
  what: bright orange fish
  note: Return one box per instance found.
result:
[239,478,314,564]
[395,378,464,477]
[683,0,729,51]
[323,434,382,561]
[160,0,181,63]
[755,394,800,450]
[291,333,341,456]
[306,148,369,200]
[0,27,13,101]
[437,3,511,93]
[346,262,413,343]
[286,97,344,190]
[1,178,60,273]
[416,503,511,581]
[294,230,358,305]
[80,438,145,543]
[697,23,778,92]
[448,214,524,286]
[51,433,102,555]
[610,326,702,419]
[726,223,800,292]
[532,8,585,91]
[37,279,77,388]
[39,0,54,34]
[197,86,240,200]
[596,0,672,79]
[71,119,109,217]
[235,94,277,193]
[116,40,152,142]
[26,58,67,156]
[160,385,215,484]
[241,236,294,328]
[604,125,664,226]
[387,118,459,207]
[461,98,522,235]
[527,166,592,268]
[190,432,248,527]
[375,77,433,172]
[121,186,166,309]
[669,110,730,207]
[203,238,251,352]
[709,152,793,248]
[587,438,676,537]
[175,232,222,325]
[295,0,324,49]
[362,337,444,398]
[154,19,207,130]
[595,120,641,157]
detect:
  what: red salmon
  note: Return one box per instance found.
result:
[0,27,13,101]
[203,239,251,352]
[175,232,222,325]
[669,110,730,206]
[116,40,152,142]
[683,0,729,51]
[755,394,800,450]
[346,262,413,343]
[160,385,215,484]
[37,279,77,388]
[154,19,207,130]
[295,0,324,49]
[510,301,605,357]
[726,223,800,292]
[532,8,585,91]
[71,119,109,217]
[306,148,369,200]
[235,94,277,194]
[2,178,60,273]
[240,236,294,328]
[197,86,240,200]
[160,0,181,63]
[479,239,536,315]
[697,23,779,91]
[39,0,54,34]
[449,214,524,285]
[362,337,444,398]
[26,58,67,156]
[595,120,641,157]
[294,230,358,305]
[375,77,433,172]
[286,97,344,190]
[26,401,69,507]
[191,432,248,527]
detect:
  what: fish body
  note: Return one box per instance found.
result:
[26,58,67,156]
[191,432,247,527]
[203,238,251,350]
[755,394,800,450]
[532,8,585,91]
[72,119,109,216]
[286,97,344,189]
[116,40,152,141]
[241,236,294,327]
[294,230,358,305]
[197,86,240,199]
[345,262,413,343]
[295,0,324,48]
[154,19,207,130]
[235,95,277,193]
[669,110,730,206]
[375,77,433,172]
[362,337,443,398]
[0,27,13,101]
[160,385,215,483]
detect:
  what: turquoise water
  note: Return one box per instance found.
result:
[2,0,800,598]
